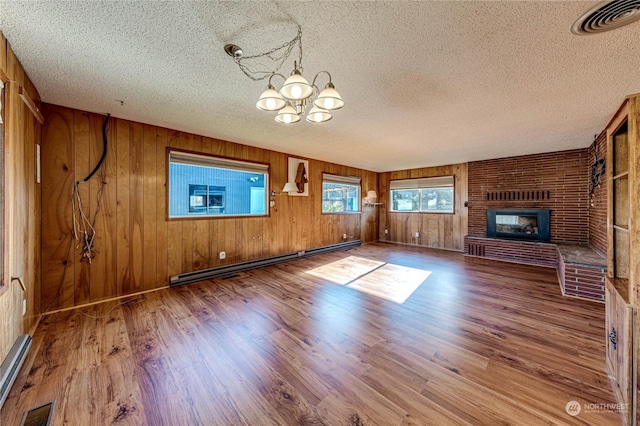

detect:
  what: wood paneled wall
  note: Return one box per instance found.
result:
[41,104,378,310]
[378,163,468,251]
[0,33,42,362]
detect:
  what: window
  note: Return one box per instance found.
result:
[168,150,268,218]
[322,173,361,213]
[390,176,454,213]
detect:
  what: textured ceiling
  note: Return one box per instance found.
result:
[1,1,639,172]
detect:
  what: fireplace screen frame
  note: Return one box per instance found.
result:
[486,209,550,242]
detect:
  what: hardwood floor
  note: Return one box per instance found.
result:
[0,243,621,425]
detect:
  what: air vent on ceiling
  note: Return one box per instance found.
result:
[572,0,640,35]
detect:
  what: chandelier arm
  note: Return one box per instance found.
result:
[310,71,333,88]
[268,73,287,86]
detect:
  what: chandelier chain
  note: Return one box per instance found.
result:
[233,25,303,82]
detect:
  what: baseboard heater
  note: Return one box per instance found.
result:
[170,240,361,287]
[0,334,32,409]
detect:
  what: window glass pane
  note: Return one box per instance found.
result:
[420,188,454,212]
[392,189,419,211]
[390,176,454,213]
[322,182,360,213]
[169,151,267,218]
[250,188,265,214]
[188,184,207,213]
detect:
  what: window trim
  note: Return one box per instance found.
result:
[321,173,362,214]
[389,175,455,214]
[166,148,270,220]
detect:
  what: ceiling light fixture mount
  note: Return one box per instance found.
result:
[225,25,343,124]
[224,44,243,58]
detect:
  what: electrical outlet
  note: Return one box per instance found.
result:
[384,229,388,234]
[415,232,420,238]
[22,299,27,316]
[343,234,347,239]
[219,251,226,260]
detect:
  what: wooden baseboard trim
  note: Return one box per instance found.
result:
[27,316,41,336]
[41,287,168,316]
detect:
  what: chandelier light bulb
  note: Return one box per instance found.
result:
[290,84,303,99]
[314,82,344,110]
[306,105,332,123]
[280,69,313,101]
[275,104,301,124]
[256,84,286,111]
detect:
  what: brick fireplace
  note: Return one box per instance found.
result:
[464,148,607,302]
[467,149,589,244]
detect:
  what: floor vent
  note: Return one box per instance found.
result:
[572,0,640,35]
[20,401,55,426]
[0,334,32,409]
[469,244,486,257]
[170,240,362,287]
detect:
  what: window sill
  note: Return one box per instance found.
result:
[321,211,362,215]
[390,211,455,214]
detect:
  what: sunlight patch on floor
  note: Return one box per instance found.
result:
[347,263,431,304]
[305,256,431,303]
[304,256,385,285]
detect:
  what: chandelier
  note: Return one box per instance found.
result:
[225,26,344,124]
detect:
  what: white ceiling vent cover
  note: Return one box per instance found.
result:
[572,0,640,34]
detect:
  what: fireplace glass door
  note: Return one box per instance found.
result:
[495,214,538,237]
[486,209,550,242]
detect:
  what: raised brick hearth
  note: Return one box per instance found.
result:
[464,236,557,267]
[464,236,606,302]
